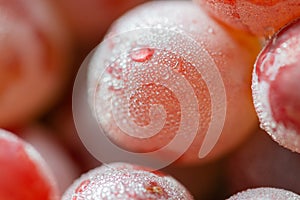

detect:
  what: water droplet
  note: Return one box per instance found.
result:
[207,27,214,34]
[171,59,186,74]
[281,42,288,48]
[264,26,275,40]
[74,179,91,194]
[130,48,155,62]
[162,72,169,80]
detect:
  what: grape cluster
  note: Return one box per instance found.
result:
[0,0,299,199]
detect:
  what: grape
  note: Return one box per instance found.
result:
[62,162,193,200]
[194,0,300,36]
[252,18,300,153]
[0,0,72,128]
[225,129,300,194]
[21,125,80,194]
[86,1,260,164]
[227,187,300,200]
[0,129,59,200]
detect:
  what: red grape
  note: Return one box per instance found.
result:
[62,162,193,200]
[0,129,59,199]
[21,125,80,194]
[194,0,300,36]
[86,1,260,164]
[252,18,300,153]
[0,0,72,128]
[227,187,300,200]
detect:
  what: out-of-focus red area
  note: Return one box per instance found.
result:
[51,0,148,49]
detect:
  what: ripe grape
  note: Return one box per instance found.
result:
[62,162,193,200]
[194,0,300,36]
[21,125,80,194]
[0,129,59,200]
[252,18,300,153]
[87,1,260,164]
[227,187,300,200]
[0,0,72,128]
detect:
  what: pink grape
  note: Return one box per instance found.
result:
[0,129,59,200]
[21,125,80,194]
[0,0,72,128]
[62,162,193,200]
[193,0,300,36]
[87,1,261,164]
[252,18,300,153]
[227,187,300,200]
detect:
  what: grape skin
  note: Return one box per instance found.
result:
[252,19,300,153]
[194,0,300,36]
[87,1,261,164]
